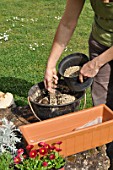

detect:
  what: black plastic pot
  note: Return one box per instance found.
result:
[58,53,93,92]
[28,80,85,120]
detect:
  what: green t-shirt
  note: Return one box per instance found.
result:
[90,0,113,47]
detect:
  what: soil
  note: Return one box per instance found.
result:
[38,91,76,106]
[65,145,110,170]
[0,105,38,127]
[36,66,81,106]
[64,66,81,77]
[35,83,77,106]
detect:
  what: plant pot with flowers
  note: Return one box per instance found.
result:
[14,141,65,170]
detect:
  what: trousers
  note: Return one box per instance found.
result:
[89,34,113,165]
[89,33,113,110]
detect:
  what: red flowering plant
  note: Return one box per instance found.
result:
[14,141,65,170]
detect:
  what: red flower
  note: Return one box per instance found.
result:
[13,141,65,169]
[49,154,55,160]
[39,147,47,155]
[38,142,46,147]
[29,150,37,158]
[17,148,24,156]
[56,141,62,145]
[23,154,27,159]
[42,161,48,167]
[50,145,56,150]
[55,148,62,152]
[14,156,21,164]
[26,144,34,151]
[44,143,50,150]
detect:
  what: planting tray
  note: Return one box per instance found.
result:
[19,104,113,157]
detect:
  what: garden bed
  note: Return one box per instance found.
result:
[0,105,38,127]
[0,105,112,169]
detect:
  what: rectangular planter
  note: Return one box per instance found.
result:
[19,104,113,157]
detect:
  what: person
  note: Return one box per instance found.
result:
[44,0,113,109]
[44,0,113,168]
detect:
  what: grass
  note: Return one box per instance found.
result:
[0,0,94,108]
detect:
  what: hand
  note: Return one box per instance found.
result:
[79,59,100,83]
[44,67,58,93]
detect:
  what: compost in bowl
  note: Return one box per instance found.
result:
[28,80,85,120]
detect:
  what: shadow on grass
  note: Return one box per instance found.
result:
[0,77,34,106]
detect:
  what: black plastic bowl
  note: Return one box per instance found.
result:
[28,80,85,120]
[58,53,93,92]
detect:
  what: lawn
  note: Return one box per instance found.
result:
[0,0,94,108]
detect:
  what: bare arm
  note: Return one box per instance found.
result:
[44,0,85,92]
[79,46,113,82]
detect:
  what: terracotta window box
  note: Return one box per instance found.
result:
[19,104,113,157]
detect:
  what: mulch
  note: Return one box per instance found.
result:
[0,105,39,127]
